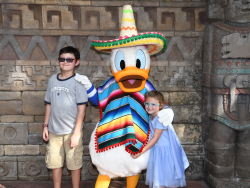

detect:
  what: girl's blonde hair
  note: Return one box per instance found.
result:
[145,91,165,109]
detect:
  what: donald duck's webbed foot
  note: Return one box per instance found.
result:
[127,174,140,188]
[95,174,111,188]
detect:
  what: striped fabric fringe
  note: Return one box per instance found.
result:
[95,77,156,154]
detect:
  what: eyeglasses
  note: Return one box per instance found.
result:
[144,102,160,107]
[58,58,76,63]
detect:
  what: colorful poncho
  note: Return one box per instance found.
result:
[95,77,155,154]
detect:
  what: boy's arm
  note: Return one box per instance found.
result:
[69,104,86,148]
[43,104,51,141]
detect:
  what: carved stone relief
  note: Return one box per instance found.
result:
[203,0,250,187]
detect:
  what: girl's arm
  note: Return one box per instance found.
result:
[43,104,51,141]
[69,104,86,148]
[131,128,164,159]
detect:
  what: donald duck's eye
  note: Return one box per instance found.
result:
[114,51,125,71]
[135,49,146,69]
[136,59,141,68]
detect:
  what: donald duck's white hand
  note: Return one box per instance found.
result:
[75,73,92,90]
[158,108,174,127]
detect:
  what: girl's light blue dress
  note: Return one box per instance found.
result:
[145,115,189,188]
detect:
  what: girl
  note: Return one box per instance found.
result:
[132,91,189,188]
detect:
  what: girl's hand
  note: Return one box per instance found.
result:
[43,127,49,141]
[69,133,80,148]
[131,153,141,159]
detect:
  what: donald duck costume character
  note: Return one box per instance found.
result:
[75,5,174,188]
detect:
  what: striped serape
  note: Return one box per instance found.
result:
[95,77,155,154]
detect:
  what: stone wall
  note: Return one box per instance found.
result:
[0,0,205,181]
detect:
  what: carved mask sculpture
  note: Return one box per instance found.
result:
[224,0,250,23]
[203,0,250,187]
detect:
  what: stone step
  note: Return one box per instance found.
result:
[0,181,210,188]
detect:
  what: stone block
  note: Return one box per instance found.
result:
[82,123,96,145]
[0,0,34,4]
[0,145,4,156]
[29,134,43,145]
[0,156,17,181]
[173,124,202,144]
[35,0,90,5]
[22,91,46,115]
[0,123,28,144]
[81,156,98,180]
[167,92,201,105]
[42,5,78,30]
[5,145,26,155]
[91,106,100,123]
[149,66,202,92]
[0,101,22,115]
[175,31,204,37]
[85,105,100,123]
[28,123,43,134]
[195,8,205,32]
[25,145,39,155]
[160,2,206,7]
[84,105,91,122]
[5,4,37,29]
[4,4,40,29]
[161,92,169,104]
[172,105,201,123]
[0,92,21,100]
[18,156,49,180]
[134,1,159,6]
[62,165,71,181]
[0,60,15,66]
[182,145,204,155]
[206,0,224,19]
[130,7,155,31]
[151,61,169,67]
[81,7,117,31]
[21,66,54,89]
[91,1,133,6]
[50,30,106,36]
[0,115,34,123]
[157,8,192,31]
[4,145,39,155]
[40,145,47,155]
[16,61,50,66]
[35,116,45,122]
[185,155,204,180]
[83,145,89,156]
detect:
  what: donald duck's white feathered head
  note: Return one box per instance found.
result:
[91,5,167,93]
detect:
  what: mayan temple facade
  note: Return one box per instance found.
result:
[0,0,249,187]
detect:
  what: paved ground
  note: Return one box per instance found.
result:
[0,181,210,188]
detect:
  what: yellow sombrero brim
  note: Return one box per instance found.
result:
[91,32,167,55]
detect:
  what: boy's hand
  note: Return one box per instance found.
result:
[43,127,49,141]
[69,133,80,148]
[75,73,92,90]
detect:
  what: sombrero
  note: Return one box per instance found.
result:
[91,5,167,55]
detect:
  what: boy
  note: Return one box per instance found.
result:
[43,46,88,188]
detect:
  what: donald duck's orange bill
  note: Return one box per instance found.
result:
[111,67,150,93]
